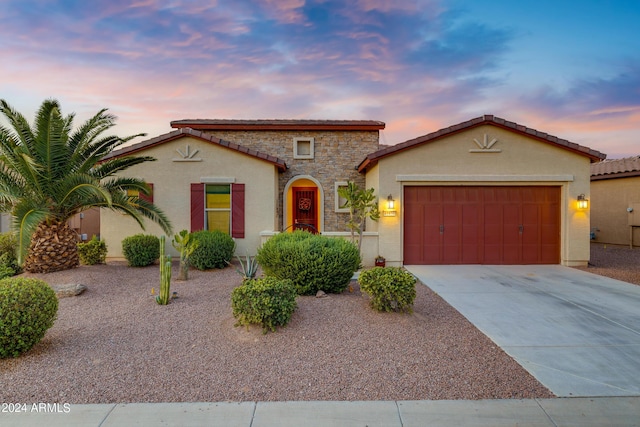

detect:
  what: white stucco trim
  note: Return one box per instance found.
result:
[334,181,349,212]
[200,177,236,183]
[395,174,575,182]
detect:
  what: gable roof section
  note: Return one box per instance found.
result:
[357,115,606,172]
[591,156,640,181]
[171,119,385,131]
[102,127,287,172]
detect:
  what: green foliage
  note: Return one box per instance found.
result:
[256,230,360,295]
[0,98,172,267]
[337,181,380,254]
[156,235,172,305]
[0,277,58,358]
[172,229,198,280]
[0,233,19,278]
[122,234,160,267]
[234,253,259,282]
[231,277,297,333]
[190,230,236,270]
[77,236,107,265]
[358,267,417,313]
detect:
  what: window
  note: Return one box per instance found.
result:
[191,183,245,238]
[205,184,231,233]
[293,137,314,159]
[127,183,153,203]
[335,181,349,212]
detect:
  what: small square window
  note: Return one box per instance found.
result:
[335,181,349,213]
[294,137,314,159]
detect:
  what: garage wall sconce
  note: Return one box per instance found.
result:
[577,194,589,210]
[383,194,397,217]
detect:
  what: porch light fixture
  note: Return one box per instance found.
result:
[577,194,588,210]
[383,194,397,217]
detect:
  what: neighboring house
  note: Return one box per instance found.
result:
[590,156,640,247]
[68,208,101,241]
[0,213,9,233]
[101,115,604,267]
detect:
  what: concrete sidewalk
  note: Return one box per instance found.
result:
[2,398,639,426]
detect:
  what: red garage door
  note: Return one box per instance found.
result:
[404,186,560,265]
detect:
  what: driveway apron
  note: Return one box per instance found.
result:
[405,265,640,397]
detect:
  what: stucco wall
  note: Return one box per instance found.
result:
[367,125,592,266]
[101,135,279,258]
[201,130,379,232]
[590,176,640,246]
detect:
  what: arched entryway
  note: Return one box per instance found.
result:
[283,176,324,233]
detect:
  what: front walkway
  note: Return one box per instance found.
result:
[405,265,640,397]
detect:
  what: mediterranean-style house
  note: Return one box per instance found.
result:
[101,115,605,267]
[590,156,640,247]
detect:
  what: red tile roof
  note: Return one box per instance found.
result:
[357,115,606,172]
[170,119,385,131]
[591,156,640,181]
[102,127,287,172]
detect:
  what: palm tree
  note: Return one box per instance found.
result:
[0,98,172,273]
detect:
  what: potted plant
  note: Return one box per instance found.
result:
[375,255,386,267]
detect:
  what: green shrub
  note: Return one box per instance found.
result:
[122,234,160,267]
[190,230,236,270]
[231,277,297,333]
[0,277,58,358]
[77,236,107,265]
[0,232,20,277]
[358,267,417,313]
[256,230,360,295]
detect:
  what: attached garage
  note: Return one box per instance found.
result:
[359,115,606,267]
[403,186,560,264]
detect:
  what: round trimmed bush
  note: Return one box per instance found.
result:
[122,234,160,267]
[0,232,20,278]
[77,236,107,265]
[231,277,297,333]
[256,230,360,295]
[0,277,58,358]
[358,267,417,313]
[190,230,236,270]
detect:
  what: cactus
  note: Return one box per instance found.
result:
[156,235,172,305]
[172,230,198,281]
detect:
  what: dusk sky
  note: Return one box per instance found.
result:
[1,0,638,159]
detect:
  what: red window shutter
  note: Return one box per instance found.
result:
[140,183,153,203]
[190,183,205,232]
[231,183,245,238]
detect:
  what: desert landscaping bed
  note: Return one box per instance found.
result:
[574,242,640,286]
[0,259,557,404]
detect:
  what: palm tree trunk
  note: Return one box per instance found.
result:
[24,221,80,273]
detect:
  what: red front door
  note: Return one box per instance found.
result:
[293,187,318,233]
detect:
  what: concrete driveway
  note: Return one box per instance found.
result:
[405,265,640,397]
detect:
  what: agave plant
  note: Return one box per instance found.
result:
[0,98,172,272]
[234,253,259,282]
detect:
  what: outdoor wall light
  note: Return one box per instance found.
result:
[383,194,397,217]
[577,194,589,210]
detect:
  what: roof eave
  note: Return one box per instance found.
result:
[102,128,288,172]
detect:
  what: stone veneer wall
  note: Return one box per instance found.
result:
[201,130,379,232]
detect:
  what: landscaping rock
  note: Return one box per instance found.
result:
[52,284,87,298]
[315,290,327,298]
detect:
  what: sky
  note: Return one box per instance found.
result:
[1,0,638,159]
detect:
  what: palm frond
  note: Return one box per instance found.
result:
[91,156,156,179]
[12,201,49,265]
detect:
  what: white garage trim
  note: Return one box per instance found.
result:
[396,174,574,182]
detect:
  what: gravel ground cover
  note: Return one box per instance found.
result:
[574,242,640,285]
[0,260,554,404]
